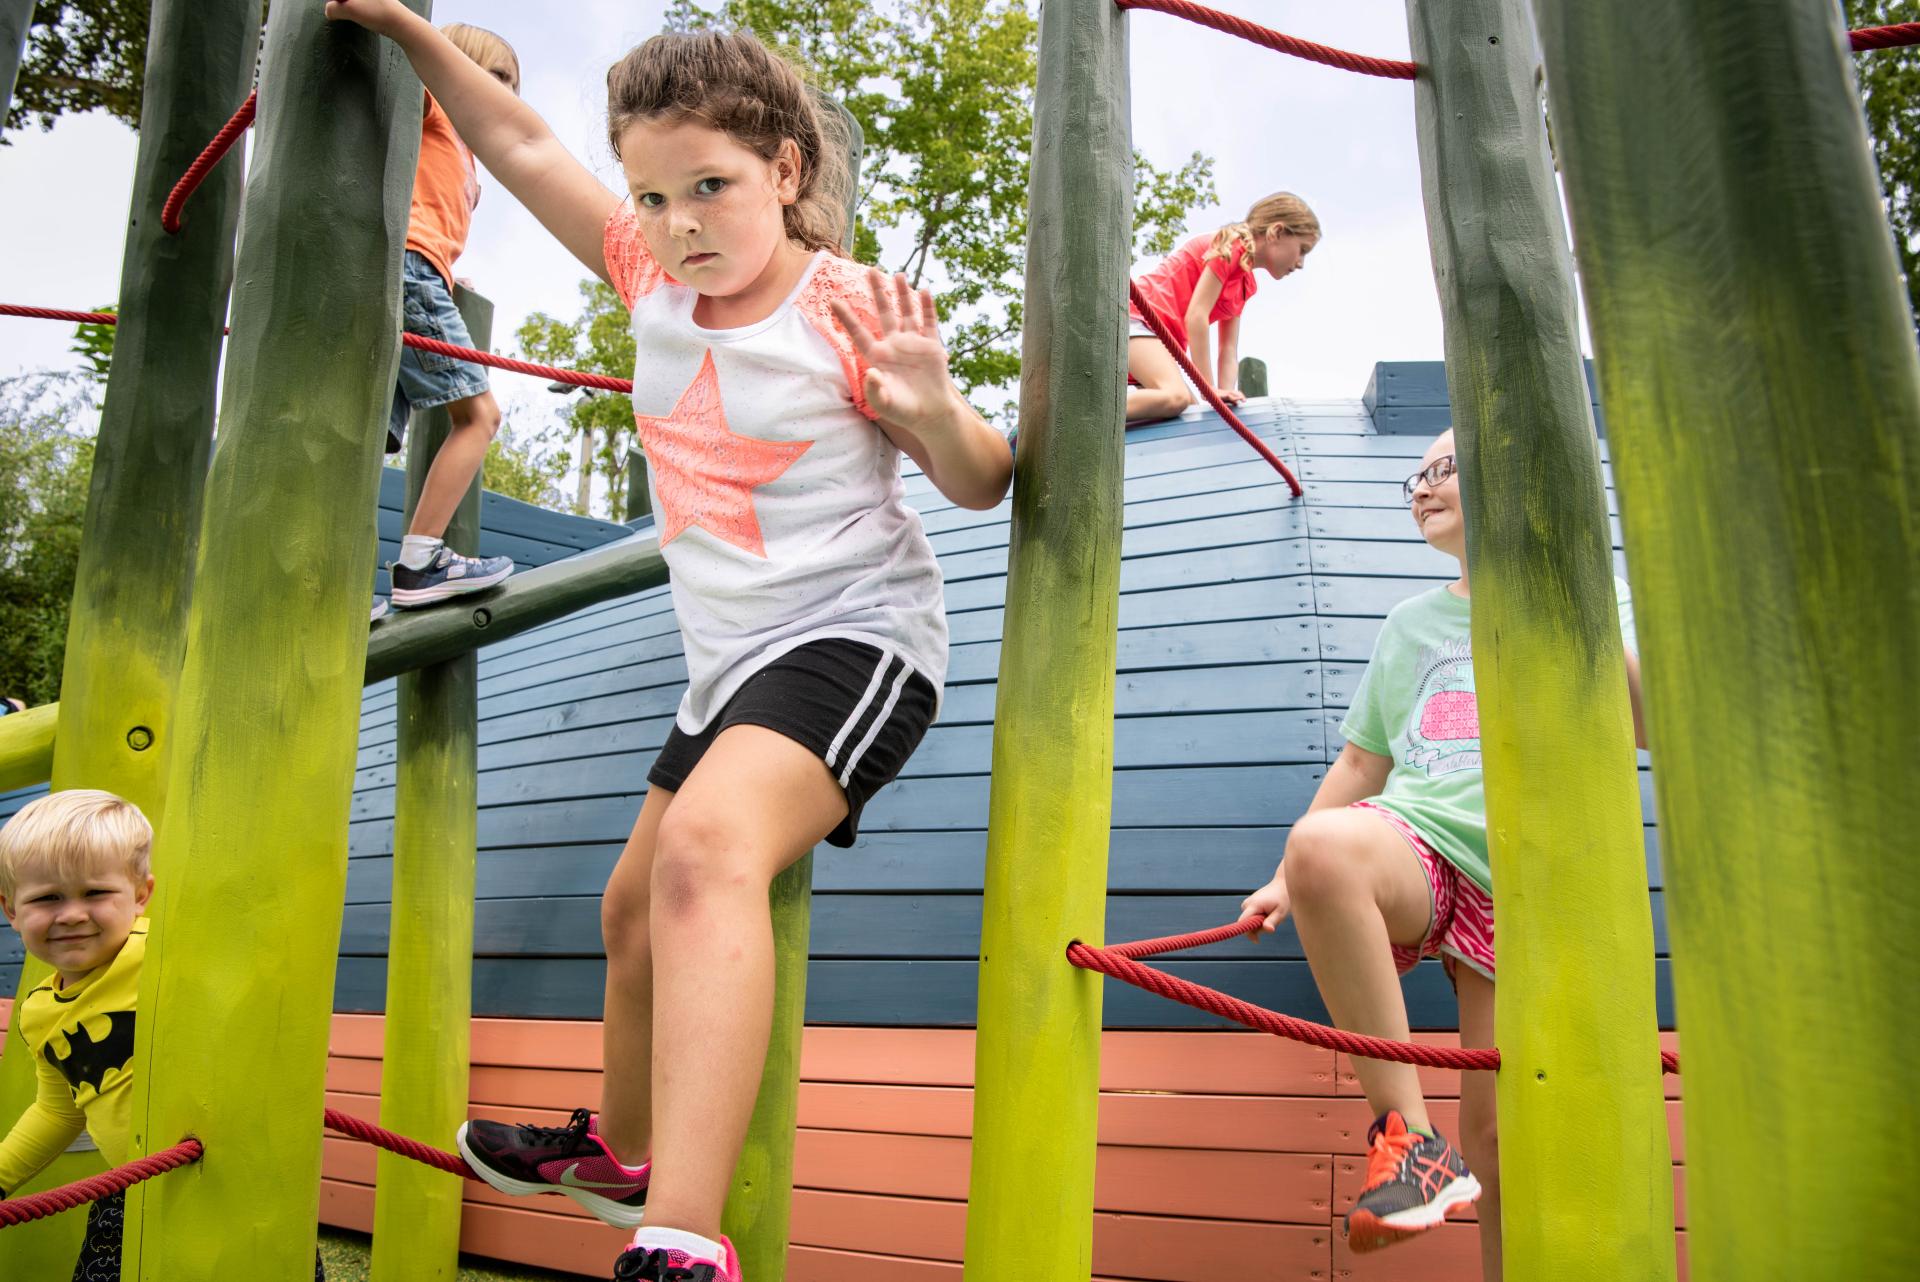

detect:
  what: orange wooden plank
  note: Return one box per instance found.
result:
[1331,1221,1483,1280]
[794,1190,1334,1282]
[322,1178,624,1277]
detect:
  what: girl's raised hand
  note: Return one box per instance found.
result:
[829,268,958,435]
[322,0,415,37]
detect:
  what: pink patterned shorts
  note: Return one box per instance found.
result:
[1352,801,1497,981]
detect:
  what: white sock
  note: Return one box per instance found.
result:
[630,1227,725,1263]
[398,534,444,570]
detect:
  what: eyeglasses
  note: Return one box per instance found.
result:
[1402,454,1457,504]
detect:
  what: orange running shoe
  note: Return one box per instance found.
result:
[1345,1109,1482,1253]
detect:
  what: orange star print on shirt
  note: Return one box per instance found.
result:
[634,350,813,557]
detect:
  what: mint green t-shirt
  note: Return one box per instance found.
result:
[1338,578,1638,893]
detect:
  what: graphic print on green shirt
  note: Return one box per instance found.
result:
[1339,579,1637,893]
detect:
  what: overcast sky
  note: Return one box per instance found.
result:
[1,1,1451,453]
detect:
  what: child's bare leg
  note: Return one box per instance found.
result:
[1284,807,1438,1128]
[594,784,673,1163]
[1454,963,1501,1280]
[406,388,502,539]
[642,725,847,1239]
[1125,336,1194,423]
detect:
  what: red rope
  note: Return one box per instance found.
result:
[1852,23,1920,51]
[0,303,119,326]
[322,1107,478,1179]
[1074,921,1681,1074]
[1128,281,1303,496]
[1,301,634,394]
[399,333,633,393]
[161,90,258,235]
[1114,0,1417,80]
[0,1137,203,1228]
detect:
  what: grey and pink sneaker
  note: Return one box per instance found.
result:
[455,1107,650,1228]
[611,1235,741,1282]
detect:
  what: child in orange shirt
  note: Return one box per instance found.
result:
[1126,192,1320,424]
[374,23,522,619]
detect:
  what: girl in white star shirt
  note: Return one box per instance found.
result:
[326,7,1012,1280]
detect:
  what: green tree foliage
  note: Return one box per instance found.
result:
[1846,1,1920,317]
[515,280,639,518]
[483,425,567,510]
[0,374,96,705]
[69,305,116,381]
[6,0,150,134]
[662,0,1214,416]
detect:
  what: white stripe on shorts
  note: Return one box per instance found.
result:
[824,650,892,771]
[839,662,913,789]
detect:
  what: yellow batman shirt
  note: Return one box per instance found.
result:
[0,918,144,1196]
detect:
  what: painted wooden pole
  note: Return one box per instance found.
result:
[369,289,490,1282]
[0,0,29,121]
[1403,3,1676,1277]
[120,3,429,1277]
[962,1,1130,1277]
[1237,356,1268,398]
[718,94,863,1282]
[0,705,55,794]
[1529,2,1920,1276]
[364,530,666,683]
[0,2,261,1275]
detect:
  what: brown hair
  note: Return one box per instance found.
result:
[443,23,521,96]
[0,789,152,901]
[606,28,852,255]
[1208,192,1322,270]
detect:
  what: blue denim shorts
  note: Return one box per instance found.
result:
[389,250,488,452]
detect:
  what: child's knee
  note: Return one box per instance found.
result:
[451,391,503,437]
[650,810,756,918]
[601,869,651,958]
[1281,811,1361,905]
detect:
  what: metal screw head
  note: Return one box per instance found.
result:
[127,726,154,751]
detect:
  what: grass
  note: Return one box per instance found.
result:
[317,1227,593,1281]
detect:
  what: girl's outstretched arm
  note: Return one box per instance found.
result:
[1216,315,1245,406]
[1182,269,1226,398]
[830,269,1012,511]
[323,0,619,282]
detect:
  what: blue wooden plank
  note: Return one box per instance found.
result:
[333,955,1676,1029]
[335,889,1671,964]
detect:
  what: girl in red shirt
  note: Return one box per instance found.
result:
[1127,192,1321,423]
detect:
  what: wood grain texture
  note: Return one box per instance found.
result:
[1532,1,1920,1276]
[370,288,492,1282]
[1404,3,1675,1277]
[120,5,429,1276]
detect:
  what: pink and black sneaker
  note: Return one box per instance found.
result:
[612,1234,741,1282]
[456,1107,650,1228]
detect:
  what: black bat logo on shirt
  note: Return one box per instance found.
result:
[45,1011,135,1095]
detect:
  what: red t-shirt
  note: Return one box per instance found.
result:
[1127,233,1259,351]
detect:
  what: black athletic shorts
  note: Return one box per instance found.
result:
[647,638,937,847]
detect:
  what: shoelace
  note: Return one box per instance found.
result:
[517,1106,596,1155]
[1361,1121,1420,1191]
[613,1248,715,1282]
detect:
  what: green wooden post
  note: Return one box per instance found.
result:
[119,4,428,1277]
[624,449,653,522]
[962,1,1129,1276]
[0,0,29,120]
[1402,3,1676,1278]
[369,289,490,1282]
[0,705,55,794]
[717,93,863,1282]
[1236,356,1268,398]
[0,2,261,1275]
[1530,2,1920,1276]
